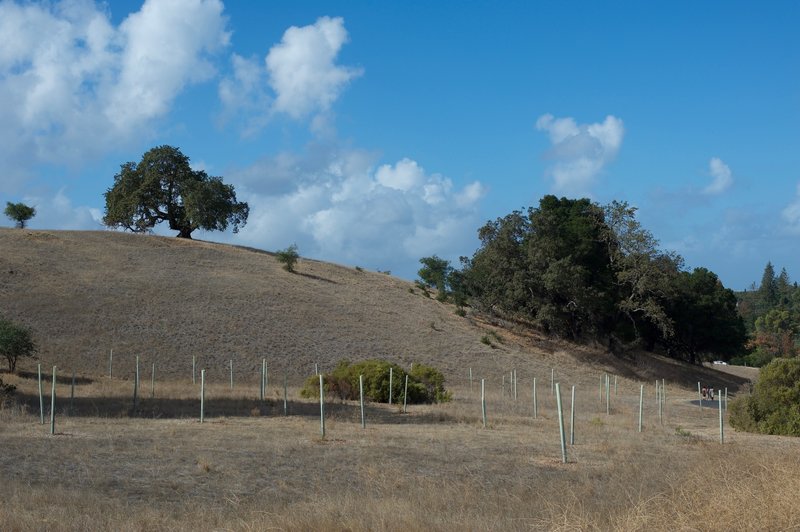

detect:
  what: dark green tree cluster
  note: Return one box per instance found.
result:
[416,255,467,306]
[103,145,248,239]
[453,195,745,363]
[735,263,800,366]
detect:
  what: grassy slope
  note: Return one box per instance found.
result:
[5,229,800,531]
[0,228,745,392]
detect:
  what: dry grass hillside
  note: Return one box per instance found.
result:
[4,228,800,531]
[1,228,744,392]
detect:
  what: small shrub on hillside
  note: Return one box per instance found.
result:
[275,244,300,272]
[480,331,503,348]
[454,307,466,317]
[300,359,451,404]
[729,358,800,436]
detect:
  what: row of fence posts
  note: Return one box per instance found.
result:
[192,358,407,432]
[60,352,435,432]
[470,366,730,462]
[45,353,731,450]
[475,367,576,463]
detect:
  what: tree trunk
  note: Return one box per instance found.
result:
[177,227,193,239]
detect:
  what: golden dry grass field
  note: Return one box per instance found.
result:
[1,228,798,531]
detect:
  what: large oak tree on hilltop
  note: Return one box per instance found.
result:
[103,145,249,239]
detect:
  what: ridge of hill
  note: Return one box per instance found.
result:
[0,228,746,391]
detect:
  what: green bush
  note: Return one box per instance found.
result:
[275,244,299,272]
[410,363,452,403]
[300,359,451,404]
[729,357,800,436]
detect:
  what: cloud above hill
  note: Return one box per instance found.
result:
[0,0,229,191]
[535,114,624,196]
[213,16,481,276]
[0,3,485,278]
[224,147,485,276]
[218,16,362,135]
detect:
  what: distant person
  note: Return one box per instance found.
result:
[701,386,708,399]
[709,388,715,401]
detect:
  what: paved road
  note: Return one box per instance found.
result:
[689,399,723,409]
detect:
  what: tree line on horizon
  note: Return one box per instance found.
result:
[735,262,800,366]
[419,195,747,365]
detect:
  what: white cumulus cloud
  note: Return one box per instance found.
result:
[267,16,362,119]
[0,0,229,191]
[535,114,624,196]
[226,148,485,277]
[702,157,733,195]
[218,16,361,134]
[108,0,229,130]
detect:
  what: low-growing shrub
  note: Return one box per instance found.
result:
[729,357,800,436]
[300,359,451,404]
[275,244,300,272]
[410,362,452,403]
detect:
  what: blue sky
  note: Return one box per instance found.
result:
[1,0,798,289]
